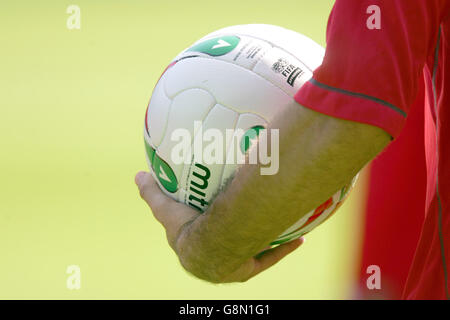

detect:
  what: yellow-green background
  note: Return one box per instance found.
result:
[0,0,367,299]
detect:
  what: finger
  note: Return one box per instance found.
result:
[252,238,304,276]
[135,171,171,214]
[254,246,275,259]
[135,171,198,226]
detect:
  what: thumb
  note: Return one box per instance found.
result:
[135,171,198,226]
[135,171,169,213]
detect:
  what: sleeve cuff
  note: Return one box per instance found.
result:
[294,79,407,139]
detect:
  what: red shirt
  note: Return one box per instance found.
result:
[295,0,450,299]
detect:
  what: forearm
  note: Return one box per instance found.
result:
[175,104,390,283]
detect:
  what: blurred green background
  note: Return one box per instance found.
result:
[0,0,367,299]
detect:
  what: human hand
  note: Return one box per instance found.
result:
[135,171,304,283]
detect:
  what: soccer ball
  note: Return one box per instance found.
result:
[143,24,358,245]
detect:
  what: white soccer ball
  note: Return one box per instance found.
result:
[143,24,358,245]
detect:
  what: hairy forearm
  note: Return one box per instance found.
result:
[175,103,390,283]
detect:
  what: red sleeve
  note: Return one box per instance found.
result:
[294,0,447,138]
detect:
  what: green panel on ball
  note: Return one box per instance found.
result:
[152,154,178,193]
[188,36,240,56]
[240,125,265,154]
[144,139,156,166]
